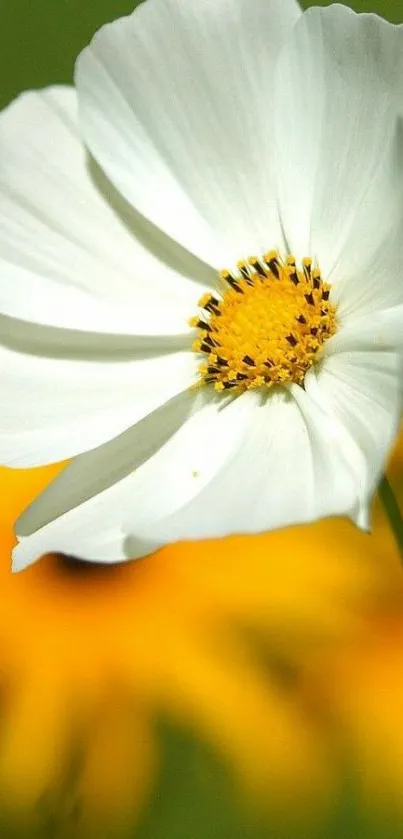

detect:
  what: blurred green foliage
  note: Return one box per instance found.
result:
[2,720,403,839]
[135,723,403,839]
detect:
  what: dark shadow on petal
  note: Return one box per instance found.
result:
[53,552,129,578]
[123,534,163,562]
[87,154,216,288]
[0,312,191,362]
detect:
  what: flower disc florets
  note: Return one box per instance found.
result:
[191,251,337,392]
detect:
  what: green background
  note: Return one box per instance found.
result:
[0,0,402,111]
[1,1,403,837]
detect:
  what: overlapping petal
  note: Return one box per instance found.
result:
[0,85,212,335]
[305,350,403,505]
[325,305,403,355]
[124,386,360,547]
[274,3,403,294]
[0,85,209,467]
[75,0,301,268]
[0,313,196,466]
[12,389,255,570]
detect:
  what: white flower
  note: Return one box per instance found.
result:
[1,0,403,572]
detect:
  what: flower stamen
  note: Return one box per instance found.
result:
[190,251,337,392]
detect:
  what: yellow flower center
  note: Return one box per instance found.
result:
[190,251,337,392]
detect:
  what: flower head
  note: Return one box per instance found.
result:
[1,0,403,569]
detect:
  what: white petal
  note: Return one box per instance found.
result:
[0,313,195,466]
[0,86,212,334]
[75,0,301,268]
[325,304,403,355]
[127,386,360,546]
[305,350,403,504]
[274,4,403,286]
[327,119,403,321]
[13,388,254,570]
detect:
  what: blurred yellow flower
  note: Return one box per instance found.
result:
[1,446,403,834]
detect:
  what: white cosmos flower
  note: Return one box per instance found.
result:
[2,0,403,572]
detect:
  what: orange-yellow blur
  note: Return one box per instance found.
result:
[0,436,403,833]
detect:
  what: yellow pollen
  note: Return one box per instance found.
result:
[191,251,337,392]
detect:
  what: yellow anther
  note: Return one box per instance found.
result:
[250,376,265,389]
[264,249,279,263]
[236,260,251,280]
[198,293,214,309]
[188,316,200,327]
